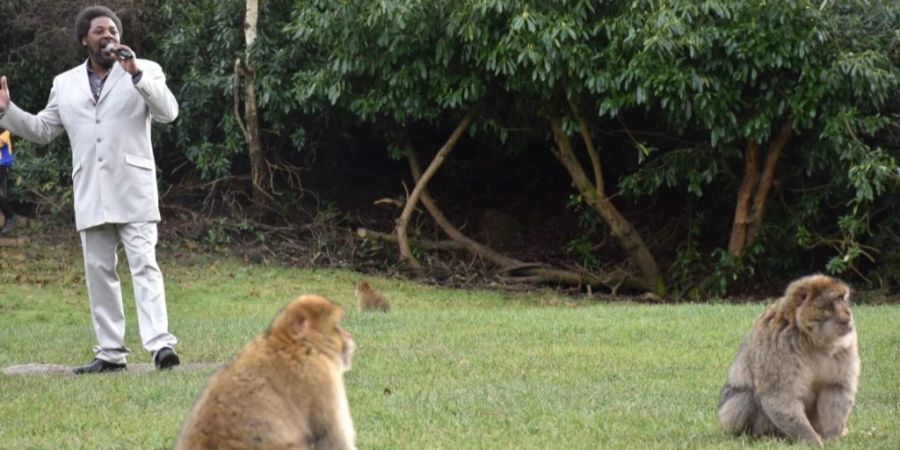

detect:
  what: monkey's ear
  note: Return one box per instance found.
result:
[267,300,311,340]
[795,286,810,304]
[287,308,310,339]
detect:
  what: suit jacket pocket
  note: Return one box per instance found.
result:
[124,154,155,171]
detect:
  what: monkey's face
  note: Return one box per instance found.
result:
[339,327,356,373]
[321,307,355,373]
[311,300,355,372]
[312,301,355,372]
[798,287,854,341]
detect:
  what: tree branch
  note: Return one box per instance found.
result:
[405,140,522,268]
[747,120,793,245]
[233,58,249,142]
[728,138,759,257]
[567,96,604,198]
[550,115,599,204]
[550,114,663,294]
[395,104,480,269]
[357,227,464,252]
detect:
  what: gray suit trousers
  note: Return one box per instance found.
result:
[79,222,177,363]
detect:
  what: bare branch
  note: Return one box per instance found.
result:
[395,104,480,269]
[405,140,522,268]
[567,96,604,198]
[233,58,249,142]
[356,227,464,252]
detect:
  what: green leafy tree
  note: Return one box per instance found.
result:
[601,0,898,290]
[150,0,315,205]
[4,0,895,294]
[288,0,667,294]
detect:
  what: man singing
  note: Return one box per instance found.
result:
[0,5,181,373]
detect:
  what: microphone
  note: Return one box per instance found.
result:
[104,42,134,60]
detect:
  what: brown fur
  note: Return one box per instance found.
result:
[718,274,860,447]
[355,281,390,312]
[174,295,357,450]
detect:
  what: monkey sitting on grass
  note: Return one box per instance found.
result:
[175,295,357,450]
[718,274,860,447]
[355,280,390,312]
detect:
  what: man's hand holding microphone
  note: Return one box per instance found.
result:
[104,42,140,77]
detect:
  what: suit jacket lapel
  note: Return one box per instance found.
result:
[97,64,127,105]
[76,60,94,101]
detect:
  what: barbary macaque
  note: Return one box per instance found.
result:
[175,295,357,450]
[718,274,860,447]
[355,280,391,312]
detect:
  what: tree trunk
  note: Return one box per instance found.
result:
[395,105,480,269]
[728,121,793,257]
[549,113,664,295]
[235,0,268,205]
[728,139,759,256]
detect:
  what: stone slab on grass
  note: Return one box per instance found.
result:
[3,362,221,376]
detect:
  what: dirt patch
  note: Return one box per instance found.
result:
[3,362,222,376]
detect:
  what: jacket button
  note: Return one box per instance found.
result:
[96,119,101,124]
[97,138,102,143]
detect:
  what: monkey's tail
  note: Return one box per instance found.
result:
[717,384,758,434]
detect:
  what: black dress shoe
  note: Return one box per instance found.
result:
[153,347,180,370]
[72,358,127,374]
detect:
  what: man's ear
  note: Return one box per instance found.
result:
[81,40,87,47]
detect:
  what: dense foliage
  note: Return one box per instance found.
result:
[1,0,897,295]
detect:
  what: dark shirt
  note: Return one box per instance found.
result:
[86,60,108,102]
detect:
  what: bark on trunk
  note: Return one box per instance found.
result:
[567,97,604,198]
[728,139,759,255]
[235,0,268,205]
[395,105,480,269]
[728,121,793,257]
[549,114,663,295]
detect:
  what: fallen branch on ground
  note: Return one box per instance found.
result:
[357,227,464,252]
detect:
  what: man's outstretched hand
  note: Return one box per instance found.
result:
[0,76,10,113]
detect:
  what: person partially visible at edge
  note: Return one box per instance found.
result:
[0,130,17,235]
[0,5,181,373]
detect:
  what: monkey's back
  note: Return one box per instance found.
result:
[174,336,340,450]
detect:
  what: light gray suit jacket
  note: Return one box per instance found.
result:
[0,59,178,230]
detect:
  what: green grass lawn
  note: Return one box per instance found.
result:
[1,247,898,449]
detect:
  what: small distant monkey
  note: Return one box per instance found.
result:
[175,295,357,450]
[356,280,390,312]
[718,274,860,447]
